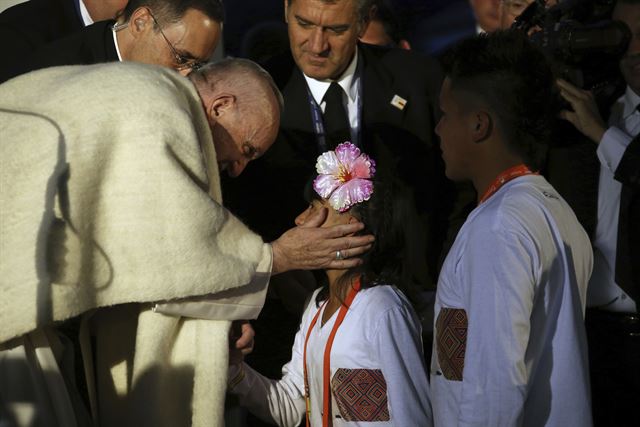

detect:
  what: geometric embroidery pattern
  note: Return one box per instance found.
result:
[436,308,468,381]
[331,368,390,421]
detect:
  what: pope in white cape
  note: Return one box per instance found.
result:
[0,62,273,427]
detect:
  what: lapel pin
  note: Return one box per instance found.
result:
[390,94,407,111]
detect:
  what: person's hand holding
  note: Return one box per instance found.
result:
[270,207,374,274]
[557,78,607,144]
[229,320,254,366]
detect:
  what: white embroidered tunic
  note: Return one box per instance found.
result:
[231,285,432,426]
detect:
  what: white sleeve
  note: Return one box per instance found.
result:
[229,313,309,427]
[374,304,433,426]
[457,227,536,426]
[597,126,633,174]
[151,244,272,320]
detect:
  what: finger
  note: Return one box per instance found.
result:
[340,234,375,249]
[322,221,366,238]
[329,235,375,252]
[556,78,584,97]
[340,243,374,258]
[235,334,252,350]
[300,207,327,228]
[235,323,255,349]
[559,83,591,102]
[558,88,580,105]
[558,110,578,126]
[325,257,364,269]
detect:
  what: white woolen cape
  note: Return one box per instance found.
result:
[0,63,272,426]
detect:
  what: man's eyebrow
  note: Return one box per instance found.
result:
[294,14,349,31]
[294,14,315,25]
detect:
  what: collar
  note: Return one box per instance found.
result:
[79,0,93,26]
[111,25,124,62]
[621,85,640,120]
[303,47,359,106]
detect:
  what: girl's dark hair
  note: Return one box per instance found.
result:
[304,176,425,307]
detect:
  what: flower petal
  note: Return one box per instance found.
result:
[315,150,341,176]
[313,174,341,199]
[328,178,374,212]
[334,142,360,166]
[350,154,376,179]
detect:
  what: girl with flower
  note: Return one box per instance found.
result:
[227,143,432,427]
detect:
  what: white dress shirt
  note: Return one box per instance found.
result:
[111,25,124,61]
[78,0,93,26]
[588,86,639,312]
[303,48,361,144]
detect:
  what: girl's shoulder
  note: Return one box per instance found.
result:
[356,284,412,313]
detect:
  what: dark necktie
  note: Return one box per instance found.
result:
[322,82,351,150]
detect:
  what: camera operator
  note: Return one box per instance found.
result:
[557,1,640,425]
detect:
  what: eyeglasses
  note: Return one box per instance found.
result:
[500,0,533,16]
[147,9,207,72]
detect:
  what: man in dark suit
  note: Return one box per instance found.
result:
[0,0,127,68]
[227,0,463,267]
[0,0,223,83]
[223,2,469,413]
[557,0,640,425]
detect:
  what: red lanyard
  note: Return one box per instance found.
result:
[479,164,536,204]
[303,278,361,427]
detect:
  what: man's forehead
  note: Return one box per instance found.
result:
[291,0,359,19]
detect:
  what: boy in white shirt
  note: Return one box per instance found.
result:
[431,31,593,426]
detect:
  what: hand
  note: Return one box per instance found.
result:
[557,78,607,144]
[270,207,375,274]
[229,320,254,365]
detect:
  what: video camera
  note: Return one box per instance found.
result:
[513,0,630,108]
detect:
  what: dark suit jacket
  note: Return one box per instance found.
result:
[614,134,640,304]
[0,20,118,83]
[0,0,83,69]
[224,43,471,287]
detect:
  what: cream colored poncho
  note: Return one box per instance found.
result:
[0,63,272,426]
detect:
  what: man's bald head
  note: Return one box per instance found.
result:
[189,58,283,177]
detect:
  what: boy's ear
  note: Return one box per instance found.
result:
[472,110,493,144]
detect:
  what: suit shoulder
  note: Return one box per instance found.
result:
[359,43,442,73]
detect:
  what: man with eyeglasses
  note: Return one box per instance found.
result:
[0,0,223,83]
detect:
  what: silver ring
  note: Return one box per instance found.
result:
[335,250,344,260]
